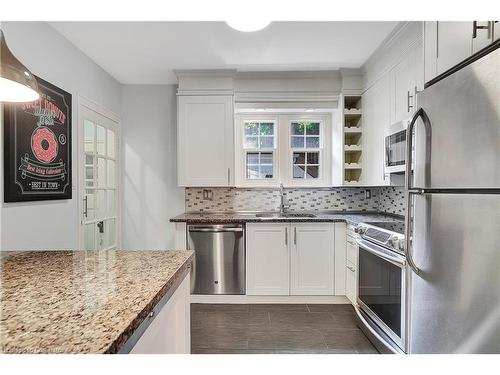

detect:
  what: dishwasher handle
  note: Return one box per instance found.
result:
[188,225,244,233]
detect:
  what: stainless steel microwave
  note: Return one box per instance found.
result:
[385,120,408,174]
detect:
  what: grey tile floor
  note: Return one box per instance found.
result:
[191,304,379,354]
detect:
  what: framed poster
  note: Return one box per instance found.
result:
[3,76,72,202]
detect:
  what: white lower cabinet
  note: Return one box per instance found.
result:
[290,223,335,295]
[345,225,359,305]
[131,273,191,354]
[246,222,335,296]
[246,223,290,295]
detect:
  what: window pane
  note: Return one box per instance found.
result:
[306,136,320,148]
[84,223,95,250]
[246,152,259,165]
[247,165,260,179]
[245,122,259,135]
[96,125,106,155]
[305,122,320,135]
[96,189,106,219]
[107,160,115,188]
[307,152,319,164]
[260,123,274,135]
[97,157,106,188]
[291,122,305,135]
[261,165,274,178]
[107,129,115,158]
[291,136,304,148]
[84,120,94,153]
[107,190,116,217]
[244,136,258,148]
[293,152,306,165]
[260,136,274,148]
[260,152,273,165]
[306,166,319,179]
[293,165,305,179]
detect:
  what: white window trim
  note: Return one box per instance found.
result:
[235,112,332,188]
[235,115,280,187]
[282,114,332,187]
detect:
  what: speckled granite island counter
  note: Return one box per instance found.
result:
[0,250,193,354]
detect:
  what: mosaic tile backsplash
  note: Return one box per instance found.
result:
[185,186,405,216]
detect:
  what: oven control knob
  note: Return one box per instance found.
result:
[355,225,366,235]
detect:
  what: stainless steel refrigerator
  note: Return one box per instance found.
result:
[405,42,500,353]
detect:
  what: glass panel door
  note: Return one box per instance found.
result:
[81,106,119,251]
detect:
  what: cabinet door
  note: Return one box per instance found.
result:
[177,95,233,186]
[290,223,335,295]
[131,273,190,353]
[472,21,494,54]
[246,223,290,295]
[390,52,416,124]
[362,74,391,186]
[436,22,472,76]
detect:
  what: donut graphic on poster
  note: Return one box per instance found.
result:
[31,126,59,163]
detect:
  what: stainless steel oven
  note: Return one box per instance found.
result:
[356,238,406,351]
[385,120,408,174]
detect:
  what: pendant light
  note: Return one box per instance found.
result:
[226,20,271,32]
[0,29,39,102]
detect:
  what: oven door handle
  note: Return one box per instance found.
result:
[356,239,406,267]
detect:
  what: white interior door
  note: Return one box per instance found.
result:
[79,103,120,250]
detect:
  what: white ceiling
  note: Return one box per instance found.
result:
[49,21,399,85]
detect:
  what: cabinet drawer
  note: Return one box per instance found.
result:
[346,236,358,264]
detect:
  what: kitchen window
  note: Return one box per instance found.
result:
[243,121,276,180]
[235,113,331,187]
[290,121,321,179]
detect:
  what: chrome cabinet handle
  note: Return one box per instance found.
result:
[227,168,231,185]
[285,227,288,246]
[294,227,297,245]
[405,107,432,275]
[83,196,88,218]
[472,21,492,39]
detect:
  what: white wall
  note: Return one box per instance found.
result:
[1,22,121,250]
[121,85,184,250]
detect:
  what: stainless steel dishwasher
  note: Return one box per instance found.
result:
[187,224,245,295]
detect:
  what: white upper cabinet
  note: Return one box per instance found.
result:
[362,75,391,186]
[290,223,335,295]
[425,21,497,82]
[390,47,420,124]
[177,95,234,186]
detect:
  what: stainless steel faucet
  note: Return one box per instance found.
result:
[279,182,289,214]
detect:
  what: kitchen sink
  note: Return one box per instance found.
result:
[255,212,316,218]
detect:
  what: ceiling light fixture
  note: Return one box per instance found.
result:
[226,20,271,32]
[0,29,39,102]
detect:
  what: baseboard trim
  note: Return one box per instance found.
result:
[190,294,350,304]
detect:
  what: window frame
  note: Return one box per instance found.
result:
[234,113,332,187]
[235,115,280,187]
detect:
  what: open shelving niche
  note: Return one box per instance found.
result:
[342,95,362,185]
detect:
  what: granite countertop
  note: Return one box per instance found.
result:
[170,211,403,226]
[0,250,193,354]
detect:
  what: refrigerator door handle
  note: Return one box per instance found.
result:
[405,107,432,275]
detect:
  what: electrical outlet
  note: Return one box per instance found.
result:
[202,189,213,201]
[365,189,371,199]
